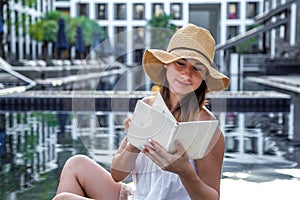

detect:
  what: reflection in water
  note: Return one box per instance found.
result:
[0,112,88,199]
[75,111,128,164]
[221,112,288,158]
[0,110,299,200]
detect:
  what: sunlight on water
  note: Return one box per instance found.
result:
[221,178,300,200]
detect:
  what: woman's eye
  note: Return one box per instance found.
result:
[194,66,207,75]
[194,66,205,72]
[176,61,186,66]
[194,67,202,71]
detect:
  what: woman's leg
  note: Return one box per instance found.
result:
[54,154,122,200]
[53,192,93,200]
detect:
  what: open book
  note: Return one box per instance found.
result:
[126,93,219,159]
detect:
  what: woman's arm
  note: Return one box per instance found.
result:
[110,138,140,182]
[110,117,140,182]
[111,96,155,182]
[143,128,224,200]
[178,130,224,200]
[176,108,224,199]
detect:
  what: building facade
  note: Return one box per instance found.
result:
[0,0,53,62]
[56,0,263,73]
[1,0,262,66]
[2,0,299,73]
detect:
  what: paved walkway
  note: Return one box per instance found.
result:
[247,75,300,93]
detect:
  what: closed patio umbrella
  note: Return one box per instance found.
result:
[0,17,5,58]
[55,18,69,82]
[0,17,4,35]
[55,18,68,58]
[75,25,86,58]
[93,30,102,54]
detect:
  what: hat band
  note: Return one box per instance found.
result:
[168,47,212,66]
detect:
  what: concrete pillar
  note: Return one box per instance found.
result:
[238,113,245,155]
[25,10,30,58]
[18,12,23,60]
[89,0,95,19]
[290,2,296,45]
[295,0,300,43]
[291,93,300,141]
[90,113,96,150]
[126,3,133,66]
[10,7,16,59]
[230,53,239,91]
[108,113,114,150]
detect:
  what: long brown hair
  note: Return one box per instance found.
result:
[152,73,207,122]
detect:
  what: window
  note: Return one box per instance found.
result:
[115,3,126,20]
[56,8,70,16]
[170,3,182,19]
[114,27,127,62]
[152,3,164,17]
[246,2,259,18]
[133,27,145,64]
[227,2,239,19]
[227,26,239,39]
[115,26,126,45]
[133,3,145,20]
[77,3,89,17]
[133,27,145,44]
[96,4,107,20]
[134,49,143,64]
[102,26,108,38]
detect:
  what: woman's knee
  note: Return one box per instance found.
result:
[53,192,89,200]
[52,192,72,200]
[64,155,92,168]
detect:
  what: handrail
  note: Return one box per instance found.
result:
[0,57,36,87]
[216,0,295,51]
[215,18,288,51]
[254,0,295,24]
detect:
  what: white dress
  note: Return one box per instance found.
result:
[131,153,197,200]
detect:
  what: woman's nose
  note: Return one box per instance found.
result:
[181,65,193,77]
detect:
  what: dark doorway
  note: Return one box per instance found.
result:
[189,4,220,44]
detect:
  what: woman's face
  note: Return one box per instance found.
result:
[165,58,207,99]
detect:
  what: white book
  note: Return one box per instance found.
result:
[126,93,219,159]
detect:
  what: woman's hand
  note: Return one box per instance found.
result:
[123,117,140,152]
[111,116,140,181]
[123,117,132,133]
[142,139,190,174]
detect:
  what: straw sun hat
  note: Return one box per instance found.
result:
[142,23,230,93]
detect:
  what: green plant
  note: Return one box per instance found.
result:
[29,11,105,59]
[75,15,105,47]
[147,13,178,49]
[235,23,260,54]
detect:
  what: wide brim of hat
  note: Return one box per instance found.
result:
[142,49,230,92]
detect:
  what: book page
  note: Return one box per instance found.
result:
[127,100,175,150]
[166,120,219,159]
[152,93,175,121]
[127,95,219,159]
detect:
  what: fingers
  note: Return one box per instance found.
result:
[123,117,132,132]
[174,140,186,156]
[143,139,174,169]
[147,139,167,156]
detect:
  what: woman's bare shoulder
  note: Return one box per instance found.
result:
[141,95,155,105]
[197,106,217,121]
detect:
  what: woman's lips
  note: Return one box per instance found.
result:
[175,79,192,86]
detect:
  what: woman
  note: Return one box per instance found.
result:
[53,24,230,200]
